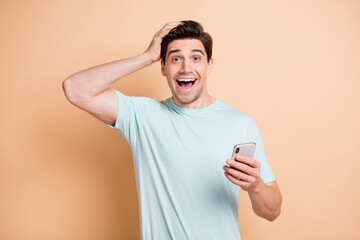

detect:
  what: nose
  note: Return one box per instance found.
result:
[180,59,193,73]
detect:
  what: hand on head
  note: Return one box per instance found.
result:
[145,22,184,63]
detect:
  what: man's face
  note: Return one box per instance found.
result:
[161,39,213,108]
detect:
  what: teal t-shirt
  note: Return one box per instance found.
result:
[108,90,275,240]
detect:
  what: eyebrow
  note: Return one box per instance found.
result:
[167,49,205,58]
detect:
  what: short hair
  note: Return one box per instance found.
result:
[161,20,213,62]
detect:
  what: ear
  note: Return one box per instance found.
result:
[207,58,213,74]
[161,59,166,76]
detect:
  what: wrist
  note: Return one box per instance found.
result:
[143,50,160,65]
[248,178,263,194]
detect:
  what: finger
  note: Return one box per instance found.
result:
[235,155,260,168]
[162,21,184,29]
[226,159,259,178]
[224,172,251,188]
[157,22,183,38]
[223,165,253,182]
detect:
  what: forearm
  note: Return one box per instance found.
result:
[248,180,282,221]
[63,52,154,101]
[63,22,183,104]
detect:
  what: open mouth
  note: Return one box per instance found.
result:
[176,78,197,91]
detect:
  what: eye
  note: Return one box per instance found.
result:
[172,57,180,62]
[193,56,201,61]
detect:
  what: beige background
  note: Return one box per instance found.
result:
[1,0,359,239]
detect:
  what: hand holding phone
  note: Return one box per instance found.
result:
[224,142,261,191]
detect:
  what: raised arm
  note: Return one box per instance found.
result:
[62,22,182,125]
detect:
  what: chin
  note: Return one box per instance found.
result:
[174,94,198,105]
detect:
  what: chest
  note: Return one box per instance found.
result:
[137,114,248,178]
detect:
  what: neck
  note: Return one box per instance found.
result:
[172,94,216,109]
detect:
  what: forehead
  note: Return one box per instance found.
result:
[167,39,205,54]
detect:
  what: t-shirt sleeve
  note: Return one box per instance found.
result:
[247,117,276,184]
[106,89,138,146]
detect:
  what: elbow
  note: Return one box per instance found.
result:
[62,76,82,106]
[266,208,281,222]
[62,76,73,100]
[267,188,282,222]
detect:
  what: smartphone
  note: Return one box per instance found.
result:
[231,142,256,160]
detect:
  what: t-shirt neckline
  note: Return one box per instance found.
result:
[167,97,220,114]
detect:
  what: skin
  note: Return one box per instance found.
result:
[224,155,282,221]
[161,39,215,109]
[62,21,282,222]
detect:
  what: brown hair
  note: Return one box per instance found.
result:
[161,20,213,62]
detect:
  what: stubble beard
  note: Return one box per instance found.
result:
[172,82,204,106]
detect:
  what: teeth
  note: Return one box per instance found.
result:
[177,78,196,82]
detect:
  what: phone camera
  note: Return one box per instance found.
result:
[235,147,240,153]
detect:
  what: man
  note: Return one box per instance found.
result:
[63,20,282,239]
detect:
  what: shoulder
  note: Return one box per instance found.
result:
[216,99,255,122]
[131,96,160,106]
[112,89,162,108]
